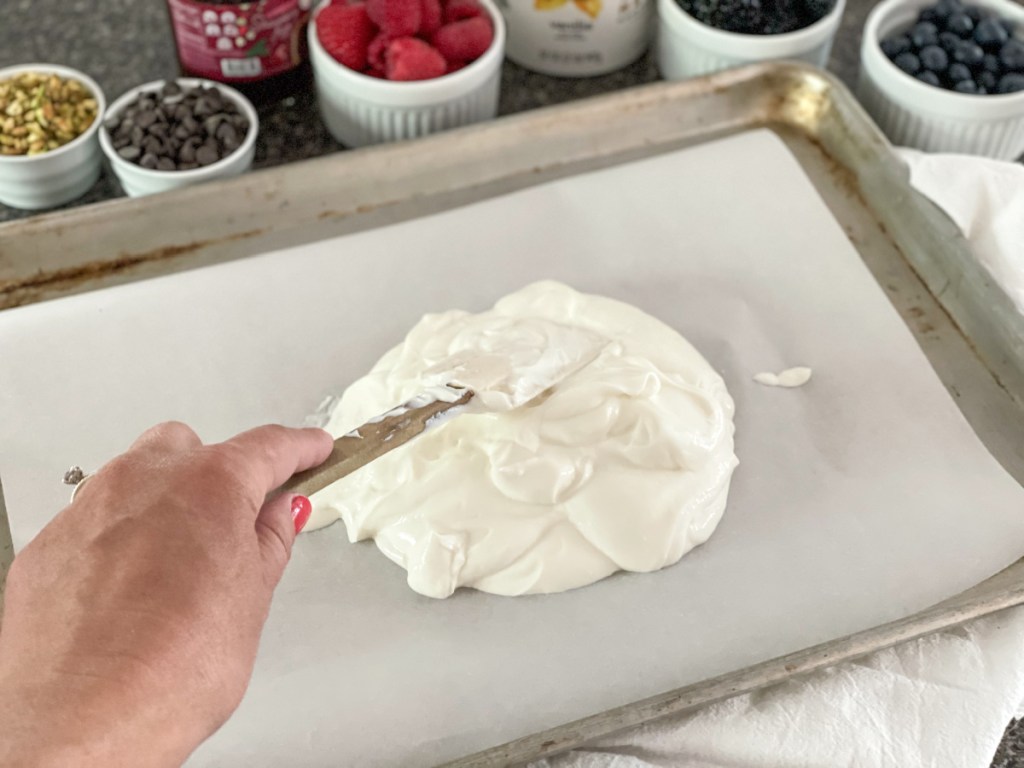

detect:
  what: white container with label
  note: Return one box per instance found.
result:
[498,0,653,77]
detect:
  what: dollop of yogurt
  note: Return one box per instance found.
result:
[308,281,739,599]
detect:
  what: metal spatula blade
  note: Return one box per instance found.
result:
[281,320,607,498]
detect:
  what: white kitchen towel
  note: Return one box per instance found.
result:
[531,152,1024,768]
[900,149,1024,315]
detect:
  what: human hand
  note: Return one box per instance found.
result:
[0,422,333,767]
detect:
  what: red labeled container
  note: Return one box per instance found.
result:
[166,0,313,104]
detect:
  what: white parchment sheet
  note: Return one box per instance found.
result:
[2,130,1023,767]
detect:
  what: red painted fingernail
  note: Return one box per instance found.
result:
[291,495,312,534]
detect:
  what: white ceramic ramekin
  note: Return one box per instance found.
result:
[656,0,846,81]
[857,0,1024,160]
[99,78,258,198]
[309,0,506,148]
[0,63,105,211]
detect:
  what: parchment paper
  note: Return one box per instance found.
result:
[2,130,1023,767]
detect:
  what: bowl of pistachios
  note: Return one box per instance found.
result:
[0,63,105,210]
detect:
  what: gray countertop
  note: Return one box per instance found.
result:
[1,1,1022,765]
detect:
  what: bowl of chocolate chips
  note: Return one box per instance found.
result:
[858,0,1024,159]
[99,79,258,198]
[657,0,846,81]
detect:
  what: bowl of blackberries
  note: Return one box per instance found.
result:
[99,79,258,198]
[859,0,1024,159]
[657,0,846,81]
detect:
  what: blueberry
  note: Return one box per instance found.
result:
[973,18,1009,50]
[934,0,963,16]
[947,62,972,82]
[945,12,974,36]
[978,70,997,90]
[919,44,949,71]
[963,4,982,24]
[916,70,941,86]
[998,72,1024,93]
[894,51,922,74]
[952,78,980,93]
[881,34,913,59]
[910,21,939,48]
[918,6,940,24]
[939,31,961,53]
[982,53,1002,75]
[953,41,985,68]
[1001,39,1024,71]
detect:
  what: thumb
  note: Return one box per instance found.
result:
[255,494,312,587]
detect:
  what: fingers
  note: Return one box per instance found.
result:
[130,421,202,455]
[217,425,334,500]
[254,494,312,588]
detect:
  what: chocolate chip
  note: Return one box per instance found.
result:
[196,144,220,166]
[215,121,237,144]
[106,80,248,172]
[142,135,163,155]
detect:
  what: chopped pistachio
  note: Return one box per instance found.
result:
[0,71,98,157]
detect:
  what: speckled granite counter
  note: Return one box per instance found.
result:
[0,0,869,223]
[2,1,1023,764]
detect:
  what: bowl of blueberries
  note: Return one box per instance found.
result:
[99,79,258,198]
[858,0,1024,159]
[657,0,847,81]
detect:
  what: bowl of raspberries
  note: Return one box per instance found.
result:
[310,0,505,147]
[657,0,846,81]
[858,0,1024,159]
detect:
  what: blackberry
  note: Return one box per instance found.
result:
[801,0,832,20]
[713,0,765,34]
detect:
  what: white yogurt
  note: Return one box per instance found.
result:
[753,367,813,388]
[308,281,738,599]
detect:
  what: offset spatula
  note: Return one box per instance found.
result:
[280,320,607,498]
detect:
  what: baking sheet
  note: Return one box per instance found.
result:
[2,128,1023,767]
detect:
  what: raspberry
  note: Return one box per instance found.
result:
[421,0,444,35]
[444,0,485,23]
[431,16,493,62]
[317,3,375,71]
[385,37,447,80]
[368,32,393,71]
[367,0,422,37]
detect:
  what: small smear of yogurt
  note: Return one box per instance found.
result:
[753,367,812,388]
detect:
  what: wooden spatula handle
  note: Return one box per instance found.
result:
[280,388,475,499]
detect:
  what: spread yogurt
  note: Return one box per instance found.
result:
[308,281,738,599]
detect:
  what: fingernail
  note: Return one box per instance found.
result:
[291,495,312,534]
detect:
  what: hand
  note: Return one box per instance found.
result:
[0,422,333,767]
